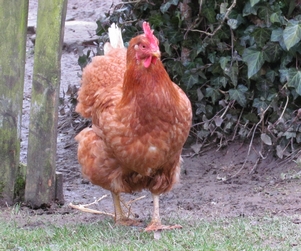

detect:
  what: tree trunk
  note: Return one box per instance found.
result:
[25,0,67,208]
[0,0,29,205]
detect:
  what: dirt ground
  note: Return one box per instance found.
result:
[2,0,301,227]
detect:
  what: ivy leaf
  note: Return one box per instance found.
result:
[190,42,207,60]
[270,12,282,24]
[280,54,294,69]
[148,14,164,27]
[191,143,202,154]
[217,42,229,52]
[284,130,296,139]
[171,61,184,76]
[224,64,238,87]
[214,116,224,127]
[78,49,91,70]
[296,132,301,143]
[243,112,259,123]
[266,70,277,83]
[258,5,273,26]
[197,130,210,139]
[276,145,284,159]
[196,105,205,115]
[283,20,301,50]
[219,56,230,70]
[270,28,283,42]
[256,78,270,97]
[160,0,179,13]
[220,3,228,14]
[227,19,238,29]
[253,98,268,113]
[243,2,258,16]
[166,29,182,44]
[283,68,301,95]
[202,5,216,23]
[197,88,204,101]
[263,42,282,63]
[250,0,260,7]
[211,76,228,88]
[242,47,265,78]
[229,85,248,107]
[252,27,271,47]
[208,53,216,64]
[183,73,199,89]
[261,133,272,145]
[279,68,289,83]
[205,87,222,104]
[163,41,172,56]
[96,20,106,36]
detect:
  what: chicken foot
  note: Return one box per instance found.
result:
[144,194,182,232]
[111,192,144,227]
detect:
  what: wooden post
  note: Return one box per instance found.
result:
[25,0,67,208]
[0,0,29,205]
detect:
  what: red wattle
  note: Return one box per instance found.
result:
[144,56,152,68]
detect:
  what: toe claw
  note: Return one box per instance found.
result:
[144,223,182,232]
[115,218,144,227]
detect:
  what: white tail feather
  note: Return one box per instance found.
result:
[108,23,124,49]
[104,23,124,55]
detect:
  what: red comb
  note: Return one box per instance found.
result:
[143,22,157,46]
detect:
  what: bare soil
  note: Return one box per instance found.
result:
[2,0,301,227]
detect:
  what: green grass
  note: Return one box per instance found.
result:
[0,214,300,251]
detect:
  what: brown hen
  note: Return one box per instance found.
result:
[75,22,192,231]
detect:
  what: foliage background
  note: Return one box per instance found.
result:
[79,0,301,162]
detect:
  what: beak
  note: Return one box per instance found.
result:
[152,50,161,58]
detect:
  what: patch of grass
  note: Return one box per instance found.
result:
[0,215,300,250]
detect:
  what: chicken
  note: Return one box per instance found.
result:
[75,22,192,231]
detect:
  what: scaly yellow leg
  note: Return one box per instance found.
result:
[111,192,143,226]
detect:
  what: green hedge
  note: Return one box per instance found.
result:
[80,0,301,161]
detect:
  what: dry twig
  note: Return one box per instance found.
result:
[229,104,271,179]
[69,194,146,219]
[121,195,146,218]
[190,0,237,37]
[69,195,114,217]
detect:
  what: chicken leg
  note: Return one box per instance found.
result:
[111,192,142,226]
[144,193,182,232]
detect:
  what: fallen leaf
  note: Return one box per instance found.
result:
[261,133,272,145]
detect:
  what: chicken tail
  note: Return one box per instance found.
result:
[104,23,124,54]
[108,23,124,48]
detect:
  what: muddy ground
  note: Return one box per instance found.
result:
[1,0,301,227]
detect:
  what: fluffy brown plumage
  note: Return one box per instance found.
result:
[75,22,192,231]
